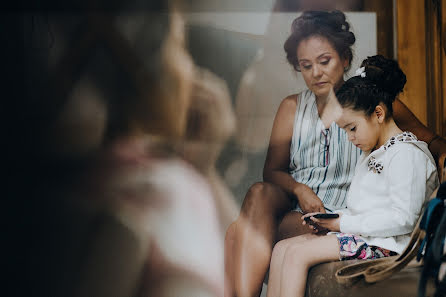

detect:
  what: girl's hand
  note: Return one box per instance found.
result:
[300,212,320,233]
[301,212,341,232]
[293,184,325,213]
[301,212,327,233]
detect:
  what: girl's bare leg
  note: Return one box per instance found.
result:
[266,234,320,297]
[280,234,340,297]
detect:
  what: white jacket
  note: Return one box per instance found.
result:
[338,132,439,254]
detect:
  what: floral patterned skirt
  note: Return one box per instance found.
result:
[334,233,398,260]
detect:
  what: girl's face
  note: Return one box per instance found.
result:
[296,36,348,99]
[337,107,381,152]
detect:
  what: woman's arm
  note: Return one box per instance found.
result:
[263,95,325,213]
[393,99,436,143]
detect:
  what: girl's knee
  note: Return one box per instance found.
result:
[271,239,289,259]
[283,243,308,266]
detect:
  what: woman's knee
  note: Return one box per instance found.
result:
[240,182,290,218]
[225,222,236,244]
[240,182,271,217]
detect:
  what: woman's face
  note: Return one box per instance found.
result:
[296,36,348,99]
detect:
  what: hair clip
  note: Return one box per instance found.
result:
[355,67,366,78]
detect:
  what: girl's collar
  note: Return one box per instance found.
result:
[369,131,418,155]
[366,131,418,174]
[382,131,418,151]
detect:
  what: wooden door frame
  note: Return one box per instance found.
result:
[396,0,445,137]
[425,0,445,136]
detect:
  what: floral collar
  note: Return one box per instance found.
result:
[382,131,418,151]
[367,131,418,174]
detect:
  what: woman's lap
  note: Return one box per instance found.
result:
[278,210,314,240]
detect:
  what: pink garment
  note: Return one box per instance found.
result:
[91,137,224,296]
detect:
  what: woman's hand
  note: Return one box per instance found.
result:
[293,184,325,214]
[301,212,341,232]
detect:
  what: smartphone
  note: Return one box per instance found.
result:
[304,213,339,221]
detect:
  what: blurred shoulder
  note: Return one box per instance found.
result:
[101,138,214,208]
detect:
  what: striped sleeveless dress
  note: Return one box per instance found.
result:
[289,90,361,212]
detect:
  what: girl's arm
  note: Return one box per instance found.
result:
[339,146,437,237]
[263,95,325,214]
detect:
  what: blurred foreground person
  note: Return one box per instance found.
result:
[19,1,224,297]
[180,67,239,236]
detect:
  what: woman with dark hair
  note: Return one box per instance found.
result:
[225,10,445,297]
[267,54,438,297]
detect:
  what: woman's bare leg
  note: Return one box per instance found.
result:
[280,234,340,297]
[224,182,293,297]
[277,211,315,240]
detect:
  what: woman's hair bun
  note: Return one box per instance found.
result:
[329,10,351,32]
[285,10,356,72]
[361,55,407,100]
[330,10,356,45]
[298,10,355,45]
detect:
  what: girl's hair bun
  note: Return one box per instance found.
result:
[336,55,407,117]
[361,55,407,101]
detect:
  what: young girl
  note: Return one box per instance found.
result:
[266,55,439,297]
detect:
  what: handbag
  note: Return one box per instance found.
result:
[335,182,446,297]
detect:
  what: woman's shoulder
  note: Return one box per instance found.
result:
[280,94,298,107]
[280,89,312,108]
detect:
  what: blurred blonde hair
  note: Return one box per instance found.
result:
[180,67,239,233]
[50,2,195,158]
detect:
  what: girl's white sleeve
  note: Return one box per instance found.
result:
[339,146,432,237]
